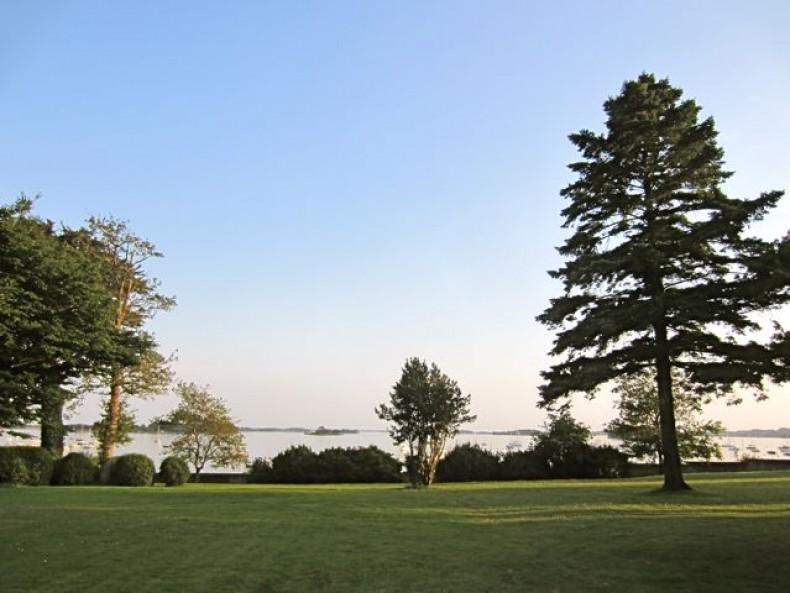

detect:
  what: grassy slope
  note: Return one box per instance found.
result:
[1,472,789,593]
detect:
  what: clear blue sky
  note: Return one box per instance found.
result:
[1,1,788,429]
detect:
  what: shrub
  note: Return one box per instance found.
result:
[108,454,155,486]
[318,446,402,483]
[266,445,402,484]
[436,444,500,482]
[51,453,98,485]
[270,446,322,483]
[159,456,190,487]
[499,449,548,480]
[0,447,54,485]
[247,457,273,483]
[579,446,630,478]
[345,446,402,483]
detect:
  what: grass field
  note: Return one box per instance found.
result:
[1,472,789,593]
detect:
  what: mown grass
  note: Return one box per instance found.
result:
[1,472,789,593]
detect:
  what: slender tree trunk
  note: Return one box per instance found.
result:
[653,321,690,491]
[40,390,64,457]
[100,370,124,463]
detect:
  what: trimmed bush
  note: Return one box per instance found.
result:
[264,445,402,484]
[318,446,402,483]
[436,444,500,482]
[0,447,54,485]
[51,452,98,485]
[247,457,273,483]
[159,456,190,487]
[270,445,322,483]
[499,449,548,480]
[108,454,155,486]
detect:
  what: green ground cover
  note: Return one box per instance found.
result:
[1,472,789,593]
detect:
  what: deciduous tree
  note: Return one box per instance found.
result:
[165,382,248,481]
[83,217,175,462]
[0,198,142,455]
[376,358,475,487]
[605,370,723,464]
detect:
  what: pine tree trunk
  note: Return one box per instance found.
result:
[40,391,64,457]
[100,371,123,462]
[653,322,690,491]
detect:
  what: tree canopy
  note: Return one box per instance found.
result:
[538,73,789,490]
[0,198,144,454]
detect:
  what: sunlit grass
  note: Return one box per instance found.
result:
[2,472,789,592]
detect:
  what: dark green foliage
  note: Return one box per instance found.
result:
[317,446,402,483]
[498,450,548,480]
[0,446,54,485]
[534,412,592,478]
[270,445,322,483]
[436,444,500,482]
[159,456,190,486]
[247,458,273,483]
[263,446,402,484]
[108,453,154,486]
[581,446,630,478]
[51,452,98,485]
[376,358,475,487]
[0,198,147,455]
[537,73,789,490]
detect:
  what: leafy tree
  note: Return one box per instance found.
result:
[80,217,175,462]
[0,198,143,455]
[534,411,591,477]
[537,74,789,490]
[376,358,475,487]
[606,370,723,464]
[165,382,248,481]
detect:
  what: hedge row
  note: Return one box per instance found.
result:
[249,445,403,483]
[0,448,190,487]
[436,443,630,482]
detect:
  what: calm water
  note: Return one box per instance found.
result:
[3,428,790,473]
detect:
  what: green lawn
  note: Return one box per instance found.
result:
[1,472,789,593]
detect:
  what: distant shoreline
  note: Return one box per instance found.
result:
[6,425,790,439]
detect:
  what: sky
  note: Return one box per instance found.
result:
[1,1,789,431]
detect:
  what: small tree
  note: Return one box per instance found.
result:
[376,358,475,487]
[534,411,591,476]
[606,370,723,464]
[165,382,248,481]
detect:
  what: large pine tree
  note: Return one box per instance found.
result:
[538,74,789,490]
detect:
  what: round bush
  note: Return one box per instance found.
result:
[270,445,322,483]
[436,443,500,482]
[51,452,98,485]
[159,456,190,487]
[0,447,54,485]
[108,454,155,486]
